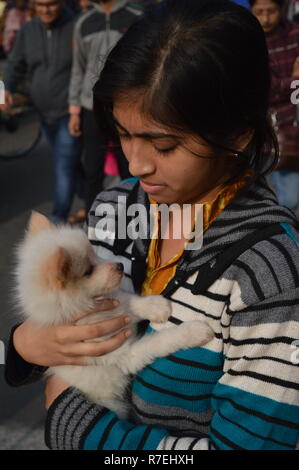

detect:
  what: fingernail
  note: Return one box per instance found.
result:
[125,329,132,338]
[113,300,119,307]
[124,316,131,324]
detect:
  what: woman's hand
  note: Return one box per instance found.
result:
[45,375,71,410]
[13,299,132,367]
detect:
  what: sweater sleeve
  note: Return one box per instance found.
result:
[44,287,299,450]
[68,20,86,109]
[4,324,47,387]
[3,26,27,93]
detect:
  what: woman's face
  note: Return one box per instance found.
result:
[113,99,237,205]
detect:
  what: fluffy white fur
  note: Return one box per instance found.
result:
[15,211,213,418]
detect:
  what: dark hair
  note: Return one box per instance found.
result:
[93,0,279,188]
[249,0,284,8]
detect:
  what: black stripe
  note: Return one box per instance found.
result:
[118,424,135,450]
[224,335,296,347]
[224,354,296,367]
[227,297,299,316]
[209,424,245,450]
[166,355,223,371]
[97,416,118,450]
[171,437,180,450]
[168,316,183,325]
[136,426,153,450]
[131,401,212,427]
[251,247,282,294]
[168,296,220,320]
[147,365,216,384]
[62,402,94,450]
[190,221,288,263]
[135,375,212,400]
[45,387,74,449]
[268,238,299,288]
[56,392,80,450]
[217,409,294,449]
[79,408,110,450]
[212,393,299,429]
[227,369,299,391]
[89,240,133,261]
[233,259,265,301]
[188,438,200,450]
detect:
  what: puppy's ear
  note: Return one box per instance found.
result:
[46,247,72,289]
[27,211,54,237]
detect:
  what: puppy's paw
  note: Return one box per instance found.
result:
[178,320,214,348]
[144,295,172,323]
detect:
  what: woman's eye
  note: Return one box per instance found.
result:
[118,133,130,140]
[84,266,94,277]
[154,146,177,155]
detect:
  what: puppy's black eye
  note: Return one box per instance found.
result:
[84,265,94,277]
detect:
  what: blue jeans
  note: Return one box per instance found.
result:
[270,170,299,210]
[41,117,83,223]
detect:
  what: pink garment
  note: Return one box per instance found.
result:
[104,141,119,176]
[3,8,31,54]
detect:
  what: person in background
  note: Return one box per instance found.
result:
[250,0,299,210]
[1,0,84,224]
[67,0,142,224]
[78,0,93,13]
[3,0,31,55]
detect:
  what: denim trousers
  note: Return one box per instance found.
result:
[41,117,83,223]
[270,170,299,210]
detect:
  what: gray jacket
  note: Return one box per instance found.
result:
[4,7,76,124]
[68,0,142,111]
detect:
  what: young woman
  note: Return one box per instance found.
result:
[5,0,299,450]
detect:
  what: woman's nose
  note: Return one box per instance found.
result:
[127,140,156,178]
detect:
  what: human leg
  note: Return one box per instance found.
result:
[51,117,83,222]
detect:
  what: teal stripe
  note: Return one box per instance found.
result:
[139,364,216,395]
[213,383,299,425]
[212,383,299,448]
[83,411,116,450]
[280,223,299,247]
[102,420,137,450]
[132,375,211,413]
[103,420,168,450]
[211,411,293,450]
[122,177,139,184]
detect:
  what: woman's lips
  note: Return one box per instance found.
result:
[140,180,166,193]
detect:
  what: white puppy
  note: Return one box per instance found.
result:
[15,211,213,418]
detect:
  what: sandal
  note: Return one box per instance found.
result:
[67,208,87,224]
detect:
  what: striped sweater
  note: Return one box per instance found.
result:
[5,176,299,449]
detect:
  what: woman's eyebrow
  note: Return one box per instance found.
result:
[112,116,179,140]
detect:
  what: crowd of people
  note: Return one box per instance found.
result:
[0,0,299,222]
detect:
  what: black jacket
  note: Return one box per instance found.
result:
[4,7,76,124]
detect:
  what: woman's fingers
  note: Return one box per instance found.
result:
[67,315,131,342]
[62,329,132,361]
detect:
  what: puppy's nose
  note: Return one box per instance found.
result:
[116,263,124,272]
